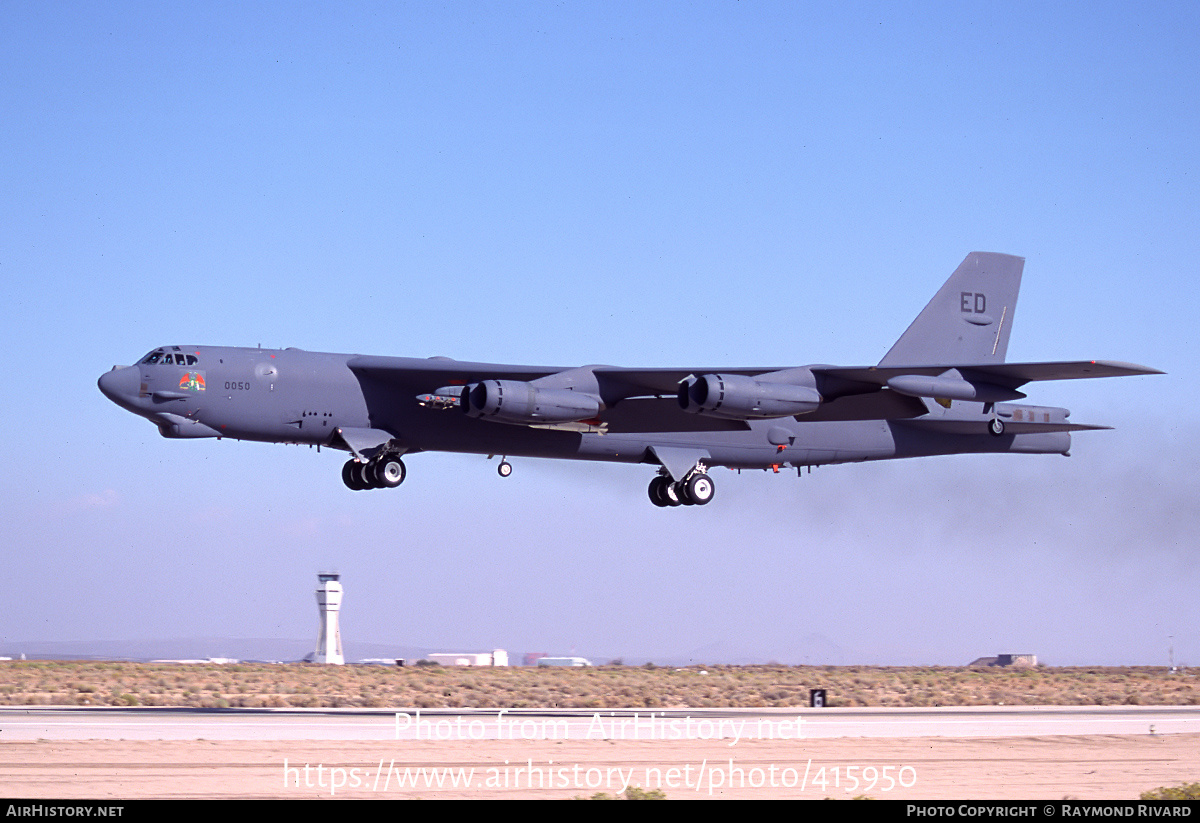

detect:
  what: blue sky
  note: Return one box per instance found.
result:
[2,2,1196,666]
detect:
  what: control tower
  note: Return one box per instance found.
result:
[315,572,344,665]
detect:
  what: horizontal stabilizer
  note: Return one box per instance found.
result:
[896,418,1112,435]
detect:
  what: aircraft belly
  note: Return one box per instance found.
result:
[379,409,584,460]
[385,418,899,469]
[574,419,899,469]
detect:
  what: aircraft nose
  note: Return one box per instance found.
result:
[98,366,141,408]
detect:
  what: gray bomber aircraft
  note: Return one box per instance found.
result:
[99,252,1160,507]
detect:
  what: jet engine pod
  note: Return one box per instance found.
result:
[462,380,602,425]
[678,372,821,420]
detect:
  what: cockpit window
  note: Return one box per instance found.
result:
[139,349,199,366]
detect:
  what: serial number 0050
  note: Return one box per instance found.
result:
[225,382,251,390]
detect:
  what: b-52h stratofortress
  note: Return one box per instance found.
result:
[99,253,1160,507]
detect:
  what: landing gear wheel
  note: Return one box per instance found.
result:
[356,461,379,489]
[373,455,406,488]
[342,460,367,491]
[684,473,715,505]
[988,417,1005,437]
[648,476,670,507]
[649,476,682,507]
[497,460,512,477]
[675,481,697,505]
[662,480,682,507]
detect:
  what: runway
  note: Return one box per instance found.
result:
[4,706,1199,798]
[3,704,1198,741]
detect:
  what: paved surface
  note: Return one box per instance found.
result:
[3,706,1199,798]
[3,705,1198,741]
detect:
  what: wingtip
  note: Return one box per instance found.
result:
[1092,360,1165,376]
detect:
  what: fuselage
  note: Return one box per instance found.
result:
[96,252,1159,507]
[99,344,1073,476]
[99,345,371,445]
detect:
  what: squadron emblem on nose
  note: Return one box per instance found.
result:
[179,372,206,392]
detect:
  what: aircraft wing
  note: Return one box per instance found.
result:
[351,357,1159,394]
[347,355,569,385]
[814,360,1163,390]
[348,357,794,397]
[347,357,1160,432]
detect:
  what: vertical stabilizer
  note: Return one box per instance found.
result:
[879,252,1024,367]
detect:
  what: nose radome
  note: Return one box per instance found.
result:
[98,366,140,407]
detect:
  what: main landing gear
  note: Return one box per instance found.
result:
[342,454,406,491]
[648,470,715,508]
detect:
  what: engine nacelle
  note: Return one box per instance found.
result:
[463,380,602,425]
[678,372,821,420]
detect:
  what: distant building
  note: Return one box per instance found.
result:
[428,650,508,667]
[968,653,1038,668]
[536,656,592,667]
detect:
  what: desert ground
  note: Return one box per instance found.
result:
[2,662,1196,799]
[2,661,1195,710]
[3,733,1198,799]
